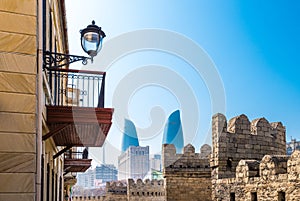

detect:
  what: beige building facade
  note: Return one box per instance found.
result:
[0,0,69,200]
[0,1,40,200]
[0,1,113,201]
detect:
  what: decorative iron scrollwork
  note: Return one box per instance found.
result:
[43,51,91,68]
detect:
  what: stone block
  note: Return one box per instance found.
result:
[0,32,36,55]
[0,112,35,133]
[0,92,36,113]
[0,0,36,16]
[0,193,35,201]
[0,72,36,94]
[0,52,36,74]
[253,145,261,150]
[0,153,36,173]
[0,133,35,153]
[0,11,36,35]
[0,173,35,193]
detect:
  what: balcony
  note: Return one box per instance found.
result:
[43,68,113,147]
[64,150,92,173]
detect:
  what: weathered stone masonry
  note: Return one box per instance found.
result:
[128,179,165,201]
[162,143,212,201]
[214,151,300,201]
[211,113,286,179]
[210,113,287,200]
[72,179,165,201]
[72,113,300,201]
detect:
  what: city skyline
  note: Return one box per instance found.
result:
[66,0,300,166]
[2,1,299,200]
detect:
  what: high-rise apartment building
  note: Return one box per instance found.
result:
[77,169,95,189]
[95,164,118,183]
[76,164,118,188]
[118,146,150,180]
[150,154,162,171]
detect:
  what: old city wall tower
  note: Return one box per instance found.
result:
[210,113,286,199]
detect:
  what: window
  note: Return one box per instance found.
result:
[278,191,285,201]
[230,193,235,201]
[227,157,233,169]
[251,192,257,201]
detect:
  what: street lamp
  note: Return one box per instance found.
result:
[43,20,106,68]
[80,20,106,61]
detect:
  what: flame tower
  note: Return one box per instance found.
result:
[162,110,184,153]
[121,119,139,152]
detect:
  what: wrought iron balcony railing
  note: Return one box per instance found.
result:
[45,67,106,108]
[64,151,89,160]
[64,150,92,173]
[43,67,113,147]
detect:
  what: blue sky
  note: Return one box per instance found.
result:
[66,0,300,165]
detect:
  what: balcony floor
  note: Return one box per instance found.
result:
[46,106,113,147]
[64,158,92,172]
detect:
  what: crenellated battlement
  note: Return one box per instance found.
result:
[211,113,286,180]
[127,178,165,199]
[162,143,211,173]
[213,151,300,200]
[162,143,212,200]
[235,155,290,183]
[106,181,127,195]
[128,178,164,188]
[98,179,165,201]
[213,113,285,137]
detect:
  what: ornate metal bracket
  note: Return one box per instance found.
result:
[43,51,91,68]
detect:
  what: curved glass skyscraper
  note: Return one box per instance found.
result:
[121,119,139,152]
[162,110,184,153]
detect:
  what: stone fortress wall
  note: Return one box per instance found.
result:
[72,179,164,201]
[162,143,212,201]
[73,113,300,201]
[210,113,288,200]
[214,150,300,201]
[211,113,286,179]
[127,179,165,201]
[105,181,127,201]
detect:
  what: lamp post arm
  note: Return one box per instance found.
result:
[43,51,91,68]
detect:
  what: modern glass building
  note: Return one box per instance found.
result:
[162,110,184,153]
[121,119,139,152]
[76,164,117,188]
[95,164,118,183]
